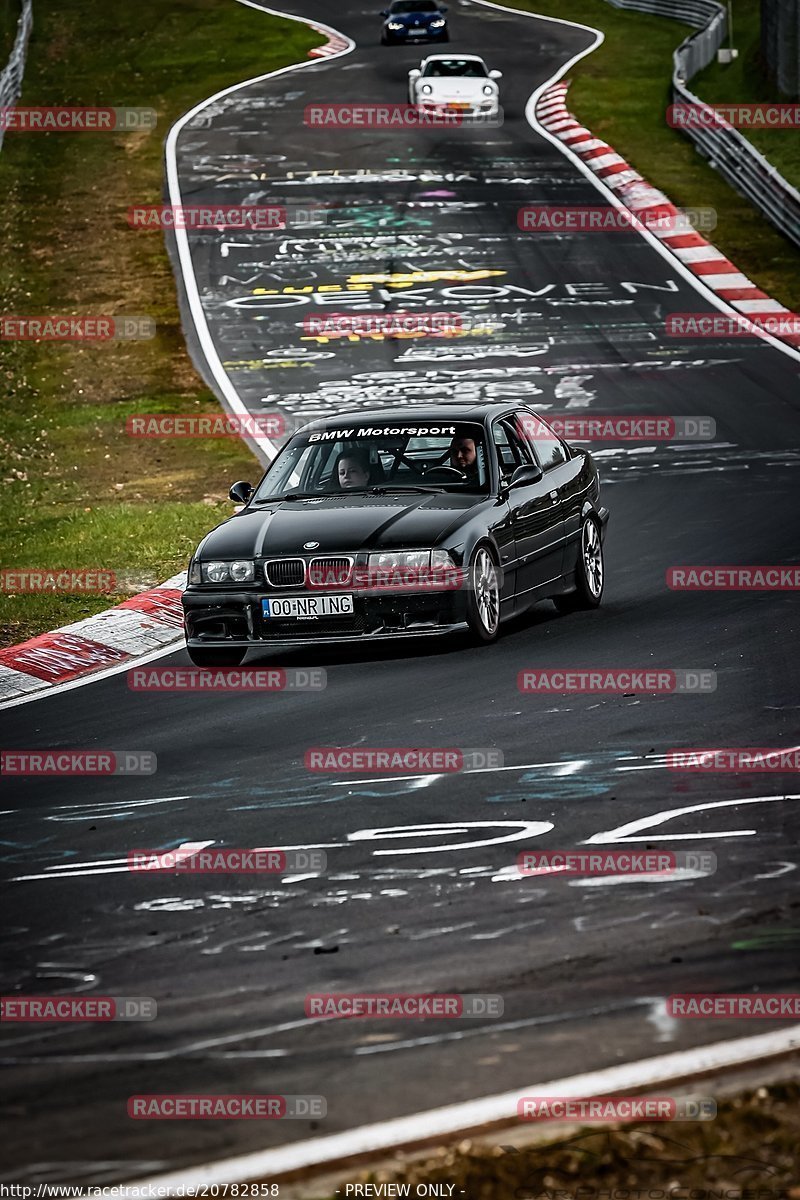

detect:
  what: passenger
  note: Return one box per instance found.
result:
[448,432,480,482]
[335,450,371,491]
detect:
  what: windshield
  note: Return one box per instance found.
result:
[252,422,490,501]
[390,0,439,11]
[423,59,487,77]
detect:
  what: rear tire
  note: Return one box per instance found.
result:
[187,645,247,668]
[466,545,500,642]
[554,516,604,613]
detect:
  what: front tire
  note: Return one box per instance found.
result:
[187,645,247,667]
[466,545,501,642]
[554,515,604,612]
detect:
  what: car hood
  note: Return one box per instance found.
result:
[196,493,483,559]
[386,11,442,23]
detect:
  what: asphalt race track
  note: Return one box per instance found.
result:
[2,0,800,1184]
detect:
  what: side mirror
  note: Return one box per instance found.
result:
[489,69,503,79]
[381,9,389,15]
[229,480,254,504]
[509,463,543,488]
[408,68,421,78]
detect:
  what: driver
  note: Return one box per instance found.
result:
[335,449,371,491]
[448,432,480,482]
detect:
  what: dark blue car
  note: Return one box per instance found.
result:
[380,0,449,45]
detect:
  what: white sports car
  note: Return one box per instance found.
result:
[408,54,502,119]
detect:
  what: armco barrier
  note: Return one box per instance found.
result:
[0,0,33,151]
[603,0,800,249]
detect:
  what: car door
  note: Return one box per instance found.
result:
[492,416,565,598]
[515,408,585,580]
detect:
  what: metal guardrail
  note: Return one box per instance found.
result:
[0,0,33,151]
[602,0,800,250]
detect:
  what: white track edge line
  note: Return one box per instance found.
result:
[164,1,357,468]
[128,1024,800,1189]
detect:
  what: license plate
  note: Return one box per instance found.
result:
[409,28,425,34]
[262,594,354,619]
[448,102,469,109]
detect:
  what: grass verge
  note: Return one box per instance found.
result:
[506,0,800,311]
[692,0,800,195]
[0,0,21,62]
[0,0,320,646]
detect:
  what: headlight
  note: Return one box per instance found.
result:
[201,560,255,583]
[430,17,445,26]
[420,84,434,95]
[482,84,496,95]
[229,560,255,582]
[189,558,202,585]
[431,550,457,571]
[387,20,404,29]
[369,550,430,571]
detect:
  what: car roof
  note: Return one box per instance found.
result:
[296,402,527,432]
[422,53,486,62]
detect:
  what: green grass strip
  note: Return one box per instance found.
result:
[0,0,321,646]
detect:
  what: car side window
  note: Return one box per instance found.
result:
[492,418,532,479]
[514,410,568,471]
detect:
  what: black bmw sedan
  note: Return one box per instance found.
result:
[181,403,609,666]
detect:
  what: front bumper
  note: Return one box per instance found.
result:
[182,587,468,648]
[384,26,447,41]
[417,100,500,119]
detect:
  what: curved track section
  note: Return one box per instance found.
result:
[2,0,799,1184]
